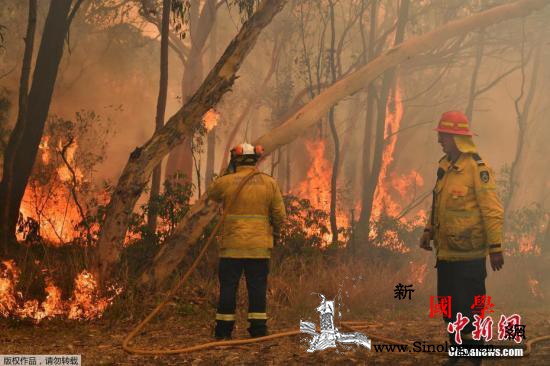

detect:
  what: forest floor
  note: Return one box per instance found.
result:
[1,305,549,365]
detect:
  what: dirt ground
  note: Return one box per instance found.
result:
[1,307,549,365]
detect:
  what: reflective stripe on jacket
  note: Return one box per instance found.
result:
[206,166,287,258]
[426,153,504,261]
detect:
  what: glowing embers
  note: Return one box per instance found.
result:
[527,277,543,299]
[0,261,121,322]
[517,235,541,255]
[408,262,428,286]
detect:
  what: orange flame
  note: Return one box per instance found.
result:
[0,261,120,322]
[68,270,121,320]
[0,260,19,317]
[292,139,350,244]
[291,79,428,250]
[203,109,220,131]
[372,82,405,221]
[18,135,101,245]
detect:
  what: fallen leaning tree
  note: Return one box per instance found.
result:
[93,0,288,285]
[137,0,548,289]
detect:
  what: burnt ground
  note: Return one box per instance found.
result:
[1,307,549,365]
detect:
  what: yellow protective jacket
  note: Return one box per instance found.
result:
[206,166,287,258]
[426,153,504,261]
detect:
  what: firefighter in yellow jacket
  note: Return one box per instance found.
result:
[207,142,286,340]
[420,111,504,365]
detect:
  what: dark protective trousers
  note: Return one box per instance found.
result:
[437,258,486,348]
[215,258,269,338]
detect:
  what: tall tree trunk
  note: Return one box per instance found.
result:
[95,0,288,286]
[0,0,36,256]
[147,0,171,234]
[0,0,78,254]
[205,16,218,188]
[205,127,216,186]
[506,39,542,213]
[327,0,340,246]
[355,0,379,246]
[165,0,217,184]
[218,35,281,171]
[360,74,394,233]
[465,30,485,122]
[140,0,548,288]
[358,0,409,246]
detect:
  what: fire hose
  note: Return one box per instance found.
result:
[122,170,550,357]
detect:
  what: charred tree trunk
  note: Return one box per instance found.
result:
[95,0,288,286]
[0,0,80,254]
[139,0,548,289]
[147,0,171,234]
[0,0,36,256]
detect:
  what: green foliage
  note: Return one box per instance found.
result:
[121,173,194,277]
[170,0,191,39]
[368,209,421,254]
[277,195,330,256]
[226,0,262,22]
[496,163,511,205]
[504,203,548,255]
[496,165,548,255]
[127,173,194,246]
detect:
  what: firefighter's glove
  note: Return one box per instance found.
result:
[419,230,432,251]
[489,251,504,271]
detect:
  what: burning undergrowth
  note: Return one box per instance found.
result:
[0,259,121,322]
[17,111,113,245]
[1,111,120,322]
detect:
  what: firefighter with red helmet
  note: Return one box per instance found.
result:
[207,142,286,340]
[420,111,504,366]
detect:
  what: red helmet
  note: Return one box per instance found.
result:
[434,111,476,136]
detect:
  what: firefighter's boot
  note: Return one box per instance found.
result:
[214,320,234,340]
[248,319,267,338]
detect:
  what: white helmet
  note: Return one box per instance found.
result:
[231,142,264,157]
